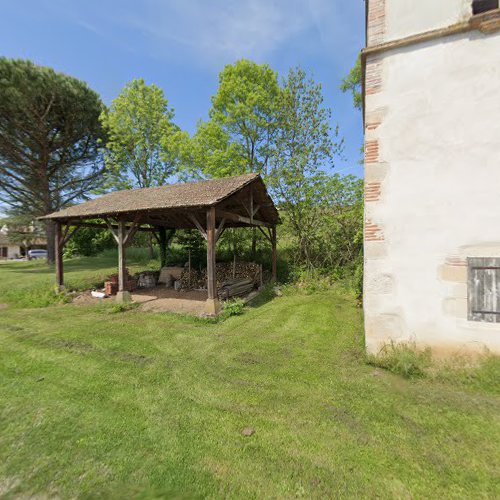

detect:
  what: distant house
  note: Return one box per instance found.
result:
[0,227,22,259]
[0,224,47,259]
[363,0,500,354]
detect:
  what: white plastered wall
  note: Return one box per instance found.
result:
[0,245,21,259]
[384,0,471,42]
[365,30,500,355]
[7,245,21,258]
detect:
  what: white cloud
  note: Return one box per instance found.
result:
[133,0,325,62]
[43,0,344,67]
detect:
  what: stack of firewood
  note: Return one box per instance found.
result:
[218,279,255,300]
[179,269,206,290]
[179,262,262,291]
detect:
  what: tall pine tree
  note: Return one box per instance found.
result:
[0,58,105,262]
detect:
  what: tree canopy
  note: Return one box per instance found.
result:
[100,78,179,189]
[0,57,105,261]
[269,67,348,268]
[200,59,280,178]
[340,55,362,110]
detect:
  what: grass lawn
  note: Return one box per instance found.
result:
[0,258,499,498]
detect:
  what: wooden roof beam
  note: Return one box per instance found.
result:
[217,209,273,228]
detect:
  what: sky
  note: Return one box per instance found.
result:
[0,0,365,178]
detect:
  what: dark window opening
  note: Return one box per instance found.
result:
[0,247,7,258]
[473,0,499,15]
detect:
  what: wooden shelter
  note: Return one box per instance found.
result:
[39,173,280,314]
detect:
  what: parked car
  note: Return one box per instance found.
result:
[28,249,48,260]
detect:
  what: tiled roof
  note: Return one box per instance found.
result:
[40,174,277,223]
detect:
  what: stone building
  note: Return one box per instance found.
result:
[363,0,500,354]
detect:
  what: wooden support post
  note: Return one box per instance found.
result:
[55,221,64,290]
[159,227,167,268]
[116,219,130,303]
[206,206,220,315]
[271,226,277,283]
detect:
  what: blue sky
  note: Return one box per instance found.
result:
[1,0,364,177]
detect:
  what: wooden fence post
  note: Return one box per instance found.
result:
[116,219,130,303]
[159,227,167,268]
[206,206,219,314]
[55,221,64,290]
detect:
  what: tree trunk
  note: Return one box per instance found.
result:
[55,222,64,289]
[45,220,56,264]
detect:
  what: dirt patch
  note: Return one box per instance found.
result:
[0,303,8,310]
[134,287,207,301]
[135,288,208,315]
[235,352,262,365]
[72,291,111,306]
[140,298,207,315]
[43,338,151,364]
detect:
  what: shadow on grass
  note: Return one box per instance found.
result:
[247,284,277,309]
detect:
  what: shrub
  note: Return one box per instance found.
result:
[221,299,245,318]
[367,342,432,379]
[109,302,139,314]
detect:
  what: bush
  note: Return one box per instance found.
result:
[109,302,139,314]
[367,342,432,379]
[221,299,245,318]
[64,225,116,257]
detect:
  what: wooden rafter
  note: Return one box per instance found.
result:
[215,218,226,242]
[61,221,156,233]
[104,218,119,243]
[217,209,272,228]
[61,225,79,246]
[256,225,272,244]
[60,223,72,245]
[151,231,161,244]
[188,213,208,240]
[123,214,142,247]
[240,186,261,222]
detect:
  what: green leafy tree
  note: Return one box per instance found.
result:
[174,229,206,267]
[341,55,364,164]
[172,122,246,180]
[278,173,363,285]
[188,59,280,257]
[204,59,280,178]
[269,67,343,265]
[340,54,362,110]
[101,78,179,189]
[0,58,105,263]
[64,223,115,257]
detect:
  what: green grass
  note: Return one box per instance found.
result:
[0,252,160,308]
[0,259,499,498]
